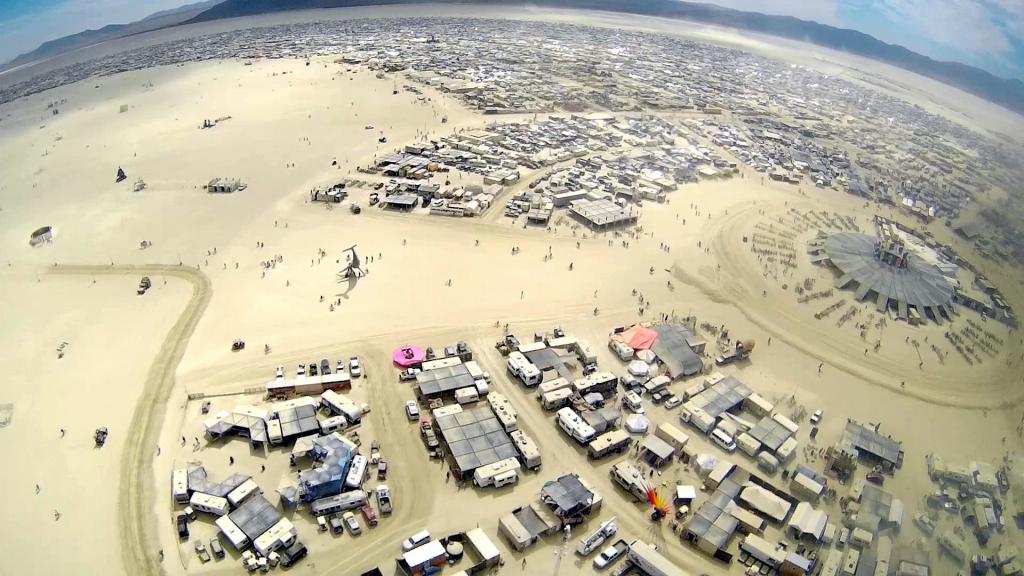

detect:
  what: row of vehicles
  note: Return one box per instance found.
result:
[292,356,361,378]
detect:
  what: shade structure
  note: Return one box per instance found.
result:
[628,360,650,377]
[624,414,650,433]
[694,454,719,476]
[392,345,425,368]
[614,325,658,350]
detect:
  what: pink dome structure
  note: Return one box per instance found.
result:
[392,346,426,368]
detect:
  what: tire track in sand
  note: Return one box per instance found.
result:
[48,265,212,576]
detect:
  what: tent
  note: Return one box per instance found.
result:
[636,349,657,363]
[613,325,658,350]
[627,360,650,377]
[624,414,650,433]
[392,346,425,368]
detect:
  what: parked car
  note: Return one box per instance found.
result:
[194,540,211,563]
[309,362,318,377]
[342,512,362,535]
[336,360,346,373]
[321,359,331,375]
[350,357,362,378]
[399,368,421,382]
[176,514,189,539]
[209,537,224,559]
[402,530,431,551]
[810,410,823,425]
[297,364,306,376]
[275,366,284,379]
[593,540,628,569]
[664,395,682,409]
[405,400,420,420]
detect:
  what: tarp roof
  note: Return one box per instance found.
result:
[842,421,901,466]
[228,495,282,541]
[749,416,794,451]
[614,325,658,350]
[541,475,594,517]
[417,364,476,398]
[641,435,676,460]
[436,406,516,474]
[651,323,703,378]
[787,502,827,541]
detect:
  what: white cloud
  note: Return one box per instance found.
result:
[871,0,1017,58]
[0,0,192,63]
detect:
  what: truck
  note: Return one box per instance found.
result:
[715,339,755,366]
[375,484,393,515]
[420,422,440,452]
[360,504,378,527]
[577,517,618,556]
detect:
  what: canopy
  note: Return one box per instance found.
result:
[614,325,658,351]
[392,345,425,368]
[624,414,650,433]
[627,360,650,377]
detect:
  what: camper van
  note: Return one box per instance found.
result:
[172,468,189,503]
[310,491,368,516]
[455,387,480,405]
[610,462,648,502]
[541,388,574,411]
[474,458,523,488]
[573,372,618,397]
[588,430,632,459]
[345,455,368,489]
[710,428,737,452]
[510,430,542,470]
[556,407,596,444]
[622,391,644,414]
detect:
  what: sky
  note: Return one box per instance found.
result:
[0,0,1022,80]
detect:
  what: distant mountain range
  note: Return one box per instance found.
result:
[1,0,223,71]
[8,0,1024,115]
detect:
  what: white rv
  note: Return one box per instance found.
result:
[541,388,574,411]
[556,407,596,444]
[320,389,362,423]
[473,458,522,488]
[510,430,542,470]
[610,462,648,502]
[455,387,480,405]
[345,455,368,489]
[588,429,632,459]
[172,468,189,503]
[537,377,571,398]
[190,492,230,516]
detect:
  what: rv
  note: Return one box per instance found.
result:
[622,391,644,413]
[345,455,368,489]
[537,377,571,398]
[541,388,574,410]
[610,462,648,502]
[573,372,618,397]
[455,387,480,405]
[507,352,542,387]
[575,339,597,365]
[319,415,347,434]
[464,360,490,382]
[172,468,189,503]
[556,407,596,444]
[320,389,363,424]
[421,356,462,372]
[588,430,632,459]
[487,393,518,432]
[510,430,542,470]
[227,478,261,508]
[190,492,230,516]
[628,541,687,576]
[310,491,368,516]
[474,458,523,488]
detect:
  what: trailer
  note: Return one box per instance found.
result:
[557,407,596,444]
[473,457,522,488]
[321,389,363,423]
[227,478,261,508]
[610,462,648,502]
[588,430,632,459]
[189,492,229,517]
[654,422,690,455]
[510,429,542,470]
[172,468,189,503]
[541,388,574,410]
[537,377,571,398]
[573,372,618,397]
[310,491,367,516]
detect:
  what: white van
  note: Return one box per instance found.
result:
[710,428,737,452]
[622,391,644,414]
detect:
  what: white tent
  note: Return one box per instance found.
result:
[694,454,719,476]
[636,349,657,363]
[624,414,650,433]
[627,360,650,377]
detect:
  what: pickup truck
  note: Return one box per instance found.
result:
[360,504,379,527]
[376,485,394,515]
[420,422,439,450]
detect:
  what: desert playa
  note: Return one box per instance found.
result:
[0,6,1023,576]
